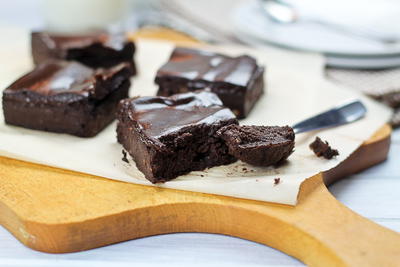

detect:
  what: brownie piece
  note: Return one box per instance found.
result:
[31,31,136,75]
[116,90,238,183]
[217,125,295,167]
[3,60,132,137]
[309,137,339,159]
[155,47,265,119]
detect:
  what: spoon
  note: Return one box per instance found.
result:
[258,0,397,44]
[292,100,367,134]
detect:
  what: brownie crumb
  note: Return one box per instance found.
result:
[122,150,129,163]
[274,178,280,186]
[309,137,339,159]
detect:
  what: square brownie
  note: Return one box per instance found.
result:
[116,90,238,183]
[155,47,265,119]
[3,60,132,137]
[31,31,136,75]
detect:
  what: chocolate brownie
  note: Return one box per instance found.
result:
[155,47,265,119]
[217,125,295,167]
[116,90,238,183]
[31,31,136,75]
[309,137,339,159]
[3,60,132,137]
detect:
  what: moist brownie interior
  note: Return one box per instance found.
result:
[217,124,295,167]
[116,90,239,183]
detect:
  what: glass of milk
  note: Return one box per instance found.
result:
[42,0,130,32]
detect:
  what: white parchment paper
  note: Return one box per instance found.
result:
[0,24,392,205]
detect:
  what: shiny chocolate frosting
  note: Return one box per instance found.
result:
[4,60,131,101]
[118,90,238,150]
[32,31,128,57]
[156,47,258,87]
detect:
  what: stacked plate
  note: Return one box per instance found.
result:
[231,0,400,68]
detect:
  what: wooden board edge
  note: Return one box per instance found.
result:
[322,123,391,186]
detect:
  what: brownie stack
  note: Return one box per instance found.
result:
[3,34,293,183]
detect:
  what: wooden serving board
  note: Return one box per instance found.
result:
[0,124,399,267]
[1,29,400,267]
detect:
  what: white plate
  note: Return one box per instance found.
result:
[231,1,400,68]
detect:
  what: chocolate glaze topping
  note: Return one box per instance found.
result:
[118,91,238,150]
[156,48,258,87]
[4,60,132,102]
[32,31,129,58]
[6,61,94,96]
[31,31,136,75]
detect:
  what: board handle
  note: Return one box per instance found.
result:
[226,174,400,267]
